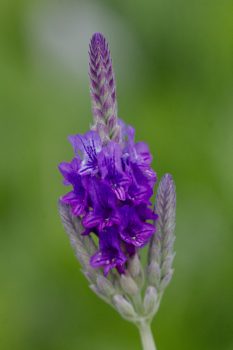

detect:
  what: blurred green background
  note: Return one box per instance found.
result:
[0,0,233,349]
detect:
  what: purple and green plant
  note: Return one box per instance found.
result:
[58,33,176,350]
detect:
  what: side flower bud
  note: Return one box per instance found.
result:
[147,261,161,289]
[148,174,176,293]
[83,270,97,284]
[143,286,158,316]
[59,202,96,274]
[96,275,116,297]
[89,284,111,304]
[113,295,137,321]
[120,273,139,296]
[127,254,144,288]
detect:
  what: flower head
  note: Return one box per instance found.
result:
[58,33,157,275]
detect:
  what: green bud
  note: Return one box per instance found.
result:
[120,274,139,295]
[143,286,158,316]
[147,261,161,288]
[113,295,137,320]
[96,275,116,297]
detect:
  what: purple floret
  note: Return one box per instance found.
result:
[68,130,102,175]
[82,178,120,231]
[59,159,88,216]
[119,205,155,247]
[99,142,131,200]
[90,227,127,276]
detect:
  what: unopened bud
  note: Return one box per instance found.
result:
[147,261,161,288]
[160,270,174,290]
[113,295,137,320]
[89,284,110,304]
[161,254,175,277]
[128,254,141,278]
[120,274,139,295]
[83,270,96,283]
[96,275,115,297]
[143,286,158,316]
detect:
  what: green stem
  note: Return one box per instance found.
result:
[138,321,157,350]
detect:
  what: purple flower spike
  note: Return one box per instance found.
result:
[59,32,159,276]
[89,33,120,142]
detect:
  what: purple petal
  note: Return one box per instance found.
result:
[82,211,102,228]
[134,142,152,165]
[119,119,135,147]
[71,203,86,216]
[89,178,117,212]
[99,141,131,197]
[136,204,158,222]
[69,131,101,175]
[61,191,87,216]
[120,222,155,247]
[60,191,78,204]
[119,205,155,247]
[128,182,152,204]
[90,227,126,275]
[58,158,81,186]
[113,186,126,201]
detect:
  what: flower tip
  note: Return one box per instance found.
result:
[162,173,173,182]
[91,32,104,39]
[90,32,106,47]
[156,173,176,224]
[160,173,175,190]
[156,173,176,215]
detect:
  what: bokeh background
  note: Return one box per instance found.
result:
[0,0,233,349]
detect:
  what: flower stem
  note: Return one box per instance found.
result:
[138,321,157,350]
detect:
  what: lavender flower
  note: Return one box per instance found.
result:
[59,32,156,274]
[58,32,176,350]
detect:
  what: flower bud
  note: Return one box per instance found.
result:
[113,295,137,320]
[143,286,158,316]
[120,274,139,295]
[147,174,176,293]
[128,254,141,278]
[83,270,97,284]
[147,261,161,288]
[96,275,116,297]
[89,284,110,304]
[89,33,118,141]
[160,270,174,290]
[161,253,175,277]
